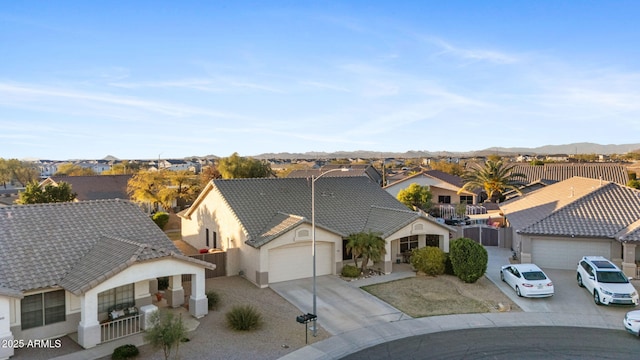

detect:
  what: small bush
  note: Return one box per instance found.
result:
[226,305,262,331]
[144,310,187,360]
[112,344,139,360]
[410,246,446,276]
[152,212,170,230]
[341,264,360,278]
[206,290,220,310]
[449,237,488,283]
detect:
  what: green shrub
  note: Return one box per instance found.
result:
[152,212,170,230]
[206,290,220,310]
[410,246,446,276]
[226,305,263,331]
[341,264,361,278]
[144,310,187,360]
[449,237,488,283]
[112,344,139,360]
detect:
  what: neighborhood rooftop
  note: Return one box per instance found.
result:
[0,199,179,293]
[499,177,640,241]
[188,177,429,248]
[511,163,629,185]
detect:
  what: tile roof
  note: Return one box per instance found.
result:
[619,220,640,242]
[503,179,558,201]
[197,177,441,248]
[59,235,215,295]
[287,165,382,184]
[0,199,180,294]
[500,177,640,241]
[0,285,23,298]
[44,175,132,201]
[423,170,466,188]
[511,163,629,185]
[362,206,427,237]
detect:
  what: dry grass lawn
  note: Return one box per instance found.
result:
[362,274,521,317]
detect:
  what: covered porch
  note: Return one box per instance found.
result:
[381,219,452,274]
[72,258,211,349]
[13,305,200,360]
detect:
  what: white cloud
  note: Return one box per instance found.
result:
[423,36,520,65]
[300,81,351,93]
[0,82,248,120]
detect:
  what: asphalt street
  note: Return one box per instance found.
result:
[342,326,639,360]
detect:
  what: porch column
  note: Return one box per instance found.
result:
[77,293,100,349]
[621,242,637,278]
[166,275,184,308]
[418,234,426,248]
[442,234,449,253]
[0,296,14,360]
[189,269,208,318]
[382,241,392,274]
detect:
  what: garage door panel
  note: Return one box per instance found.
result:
[269,243,333,283]
[531,238,610,270]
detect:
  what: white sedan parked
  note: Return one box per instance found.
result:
[500,264,554,298]
[624,310,640,336]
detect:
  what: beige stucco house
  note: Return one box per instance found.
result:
[0,200,213,360]
[384,170,479,205]
[383,170,488,222]
[179,177,452,288]
[500,177,640,277]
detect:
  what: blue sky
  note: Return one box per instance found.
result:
[2,1,640,160]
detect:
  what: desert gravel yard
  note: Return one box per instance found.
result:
[362,274,522,317]
[126,276,331,360]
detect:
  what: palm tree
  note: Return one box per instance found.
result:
[345,232,364,269]
[347,231,387,273]
[458,159,525,202]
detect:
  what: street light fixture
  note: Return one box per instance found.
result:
[311,167,350,336]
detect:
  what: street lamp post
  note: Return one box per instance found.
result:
[311,167,349,336]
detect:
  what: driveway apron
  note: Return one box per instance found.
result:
[270,275,411,335]
[485,247,631,321]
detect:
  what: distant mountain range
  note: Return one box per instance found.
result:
[252,142,640,160]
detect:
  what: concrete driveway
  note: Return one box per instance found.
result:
[274,247,634,340]
[270,275,411,336]
[486,247,633,324]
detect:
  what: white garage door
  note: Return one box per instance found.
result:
[531,238,610,270]
[268,242,333,283]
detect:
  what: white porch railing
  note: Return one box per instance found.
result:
[100,314,142,343]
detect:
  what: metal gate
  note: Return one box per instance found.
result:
[461,226,500,246]
[182,251,226,282]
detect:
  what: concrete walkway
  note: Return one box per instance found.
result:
[270,273,414,336]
